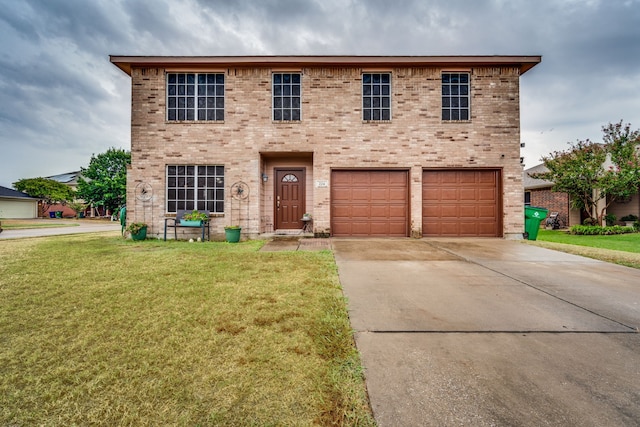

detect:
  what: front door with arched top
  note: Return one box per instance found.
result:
[275,168,305,230]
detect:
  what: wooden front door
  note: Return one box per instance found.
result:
[275,169,305,230]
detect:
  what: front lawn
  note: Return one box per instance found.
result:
[529,229,640,269]
[536,229,640,253]
[0,235,375,426]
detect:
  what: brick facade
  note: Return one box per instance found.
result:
[111,56,540,239]
[528,188,571,227]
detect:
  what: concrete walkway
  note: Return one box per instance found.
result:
[333,238,640,427]
[0,219,121,240]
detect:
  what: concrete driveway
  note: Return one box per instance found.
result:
[333,238,640,427]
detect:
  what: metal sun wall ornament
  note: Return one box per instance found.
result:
[229,181,250,229]
[134,182,153,229]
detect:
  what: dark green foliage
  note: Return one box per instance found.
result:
[76,148,131,214]
[569,225,637,235]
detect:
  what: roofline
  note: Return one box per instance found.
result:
[524,183,554,190]
[109,55,542,76]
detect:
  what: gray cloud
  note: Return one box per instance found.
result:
[0,0,639,186]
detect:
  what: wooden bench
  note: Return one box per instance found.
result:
[164,209,210,241]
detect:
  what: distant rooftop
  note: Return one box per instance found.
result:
[523,164,554,190]
[0,185,36,199]
[45,171,81,184]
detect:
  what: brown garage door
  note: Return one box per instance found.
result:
[423,169,501,237]
[331,170,409,237]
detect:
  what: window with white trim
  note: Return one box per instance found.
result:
[362,73,391,121]
[166,165,224,213]
[441,73,470,121]
[167,73,224,121]
[272,73,301,121]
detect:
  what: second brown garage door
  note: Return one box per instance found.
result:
[423,169,501,237]
[331,170,409,237]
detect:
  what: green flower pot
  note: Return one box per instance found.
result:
[131,226,147,241]
[224,227,241,243]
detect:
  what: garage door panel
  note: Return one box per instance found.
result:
[440,205,459,217]
[389,188,407,200]
[350,205,371,217]
[331,170,409,237]
[479,172,497,185]
[351,188,371,200]
[479,187,496,199]
[424,205,441,217]
[423,169,501,237]
[459,188,477,200]
[459,173,478,184]
[459,205,478,218]
[388,205,407,217]
[478,205,497,217]
[370,205,390,218]
[370,188,390,201]
[441,189,459,200]
[423,188,441,200]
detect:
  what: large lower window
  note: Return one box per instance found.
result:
[362,73,391,121]
[166,165,224,213]
[273,73,301,121]
[442,73,470,121]
[167,73,224,121]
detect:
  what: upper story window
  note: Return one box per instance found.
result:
[166,165,225,213]
[167,73,224,121]
[362,73,391,121]
[442,73,469,121]
[272,73,301,121]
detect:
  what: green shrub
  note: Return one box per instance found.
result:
[570,225,636,235]
[604,214,617,226]
[582,218,597,226]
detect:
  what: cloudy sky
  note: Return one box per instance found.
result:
[1,0,639,188]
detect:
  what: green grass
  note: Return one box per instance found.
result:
[528,229,640,269]
[0,235,375,426]
[536,229,640,253]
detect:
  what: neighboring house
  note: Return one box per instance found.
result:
[523,164,579,227]
[110,55,541,239]
[0,186,38,219]
[524,163,640,226]
[43,171,82,218]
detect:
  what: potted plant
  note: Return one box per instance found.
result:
[302,213,312,220]
[180,210,209,226]
[68,202,87,219]
[224,225,242,243]
[620,214,638,227]
[127,222,148,241]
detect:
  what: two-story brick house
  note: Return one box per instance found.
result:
[110,55,541,239]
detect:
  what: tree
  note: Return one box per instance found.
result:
[13,177,76,216]
[76,148,131,214]
[532,121,640,225]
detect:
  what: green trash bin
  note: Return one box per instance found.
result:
[524,206,548,240]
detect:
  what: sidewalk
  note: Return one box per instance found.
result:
[0,219,121,240]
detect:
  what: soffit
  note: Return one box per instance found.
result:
[109,55,541,76]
